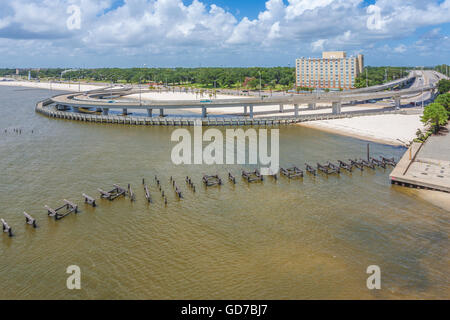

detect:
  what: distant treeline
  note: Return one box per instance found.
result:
[0,67,296,90]
[1,64,448,90]
[354,66,412,88]
[434,64,449,76]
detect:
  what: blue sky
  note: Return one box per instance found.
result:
[0,0,449,68]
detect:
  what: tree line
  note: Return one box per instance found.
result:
[0,67,296,90]
[354,66,411,88]
[2,65,448,91]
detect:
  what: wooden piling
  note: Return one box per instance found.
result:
[144,185,152,203]
[82,194,96,207]
[305,163,317,176]
[128,184,135,202]
[23,212,37,228]
[1,219,13,237]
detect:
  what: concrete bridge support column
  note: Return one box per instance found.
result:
[279,104,284,113]
[160,109,165,117]
[244,106,248,115]
[332,102,342,115]
[102,108,109,115]
[395,97,401,110]
[249,105,254,119]
[122,108,128,115]
[147,108,153,117]
[202,106,208,118]
[308,103,317,110]
[294,104,299,117]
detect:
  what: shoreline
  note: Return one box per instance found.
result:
[297,114,425,147]
[408,189,450,212]
[298,122,406,146]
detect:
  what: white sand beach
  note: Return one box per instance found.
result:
[0,79,102,92]
[298,114,425,146]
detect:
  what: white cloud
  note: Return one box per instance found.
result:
[0,0,449,66]
[311,39,327,52]
[394,44,407,53]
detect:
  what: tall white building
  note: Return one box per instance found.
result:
[296,51,364,90]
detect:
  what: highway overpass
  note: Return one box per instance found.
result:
[44,71,442,119]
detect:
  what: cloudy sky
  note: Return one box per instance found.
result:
[0,0,449,68]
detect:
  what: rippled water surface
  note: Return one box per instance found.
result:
[0,86,448,299]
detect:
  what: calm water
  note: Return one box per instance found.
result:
[0,86,448,300]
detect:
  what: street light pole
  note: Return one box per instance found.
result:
[139,76,142,106]
[258,71,262,97]
[366,68,368,87]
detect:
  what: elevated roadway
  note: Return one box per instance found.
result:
[46,71,442,118]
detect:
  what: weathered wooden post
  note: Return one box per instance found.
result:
[128,184,135,202]
[1,219,13,237]
[144,184,152,203]
[82,194,96,207]
[23,212,37,228]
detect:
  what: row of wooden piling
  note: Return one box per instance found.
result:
[1,181,163,238]
[185,176,197,193]
[278,156,397,179]
[2,156,397,239]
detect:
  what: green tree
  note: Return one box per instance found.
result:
[421,103,448,133]
[437,79,450,94]
[247,78,260,90]
[435,93,450,112]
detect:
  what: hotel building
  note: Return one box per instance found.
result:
[296,51,364,90]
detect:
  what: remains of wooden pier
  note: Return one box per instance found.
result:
[172,180,183,199]
[186,176,196,192]
[82,194,96,207]
[305,163,317,176]
[144,184,152,203]
[228,173,236,184]
[337,160,353,172]
[23,212,37,228]
[358,159,376,170]
[45,200,78,220]
[327,162,341,174]
[98,184,127,201]
[280,167,304,179]
[381,156,397,166]
[128,184,136,202]
[370,157,386,169]
[1,219,13,237]
[349,159,364,171]
[203,175,222,187]
[317,163,340,175]
[242,170,264,183]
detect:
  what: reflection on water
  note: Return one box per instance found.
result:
[0,86,449,300]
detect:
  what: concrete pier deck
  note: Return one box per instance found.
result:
[390,126,450,193]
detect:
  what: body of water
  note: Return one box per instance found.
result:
[0,86,448,299]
